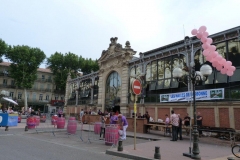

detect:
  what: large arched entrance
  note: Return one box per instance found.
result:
[105,71,121,112]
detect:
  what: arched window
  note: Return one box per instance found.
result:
[105,71,121,108]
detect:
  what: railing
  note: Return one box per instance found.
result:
[0,84,16,89]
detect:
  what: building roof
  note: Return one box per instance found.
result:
[0,62,52,73]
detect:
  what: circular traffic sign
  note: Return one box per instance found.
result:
[132,79,142,95]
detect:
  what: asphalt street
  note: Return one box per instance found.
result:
[0,122,150,160]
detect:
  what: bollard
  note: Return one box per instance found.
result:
[154,146,161,159]
[227,157,235,160]
[117,140,123,151]
[25,126,28,131]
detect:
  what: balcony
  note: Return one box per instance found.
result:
[0,84,16,89]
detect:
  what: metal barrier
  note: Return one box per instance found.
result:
[105,124,119,148]
[86,122,104,144]
[34,113,58,136]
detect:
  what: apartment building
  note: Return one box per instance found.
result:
[0,62,65,110]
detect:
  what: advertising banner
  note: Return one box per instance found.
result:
[0,113,9,126]
[160,88,224,102]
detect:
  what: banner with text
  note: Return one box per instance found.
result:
[160,88,224,102]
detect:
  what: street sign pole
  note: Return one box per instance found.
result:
[131,79,141,151]
[134,94,137,150]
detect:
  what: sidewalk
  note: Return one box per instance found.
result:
[106,130,240,160]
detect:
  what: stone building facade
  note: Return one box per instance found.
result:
[66,26,240,130]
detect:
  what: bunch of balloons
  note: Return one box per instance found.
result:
[191,26,236,76]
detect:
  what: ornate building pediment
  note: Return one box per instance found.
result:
[98,37,137,72]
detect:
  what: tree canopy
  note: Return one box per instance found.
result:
[5,45,46,88]
[0,39,7,62]
[47,52,99,91]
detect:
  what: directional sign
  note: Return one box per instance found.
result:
[132,79,142,95]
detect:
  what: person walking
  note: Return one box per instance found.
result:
[118,114,128,140]
[100,113,106,139]
[170,110,179,141]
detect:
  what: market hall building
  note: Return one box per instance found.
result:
[65,26,240,130]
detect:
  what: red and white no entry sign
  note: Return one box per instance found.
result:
[132,79,142,95]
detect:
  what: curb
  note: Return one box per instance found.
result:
[106,149,154,160]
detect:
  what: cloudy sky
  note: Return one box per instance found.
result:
[0,0,240,68]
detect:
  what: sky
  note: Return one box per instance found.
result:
[0,0,240,68]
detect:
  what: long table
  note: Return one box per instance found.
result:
[144,123,192,137]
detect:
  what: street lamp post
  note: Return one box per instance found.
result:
[173,63,212,159]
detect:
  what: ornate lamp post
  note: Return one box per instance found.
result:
[173,63,212,159]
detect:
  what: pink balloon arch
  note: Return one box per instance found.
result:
[191,26,236,77]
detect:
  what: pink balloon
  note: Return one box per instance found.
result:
[206,38,213,44]
[216,64,223,71]
[225,61,232,67]
[199,26,207,33]
[202,43,210,50]
[196,32,202,39]
[212,51,218,58]
[212,61,218,67]
[219,58,226,65]
[203,50,209,56]
[201,37,207,43]
[202,32,209,37]
[229,66,236,72]
[220,68,227,74]
[210,57,217,63]
[227,70,234,76]
[216,55,223,61]
[209,45,216,52]
[191,29,198,35]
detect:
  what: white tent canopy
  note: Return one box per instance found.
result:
[2,97,18,105]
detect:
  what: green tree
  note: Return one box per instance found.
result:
[0,39,7,62]
[47,52,79,92]
[47,53,99,92]
[5,45,46,110]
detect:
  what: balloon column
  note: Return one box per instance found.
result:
[191,26,236,77]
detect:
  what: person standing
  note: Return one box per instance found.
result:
[144,111,151,133]
[144,111,150,123]
[165,114,170,135]
[38,108,41,116]
[110,111,118,124]
[80,109,84,123]
[177,114,183,140]
[100,113,107,139]
[57,108,63,117]
[118,114,128,140]
[170,110,179,141]
[197,112,203,137]
[184,113,191,136]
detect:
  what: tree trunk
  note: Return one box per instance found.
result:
[24,88,28,111]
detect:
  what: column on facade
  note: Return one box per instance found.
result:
[120,66,129,115]
[75,80,80,115]
[90,77,95,105]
